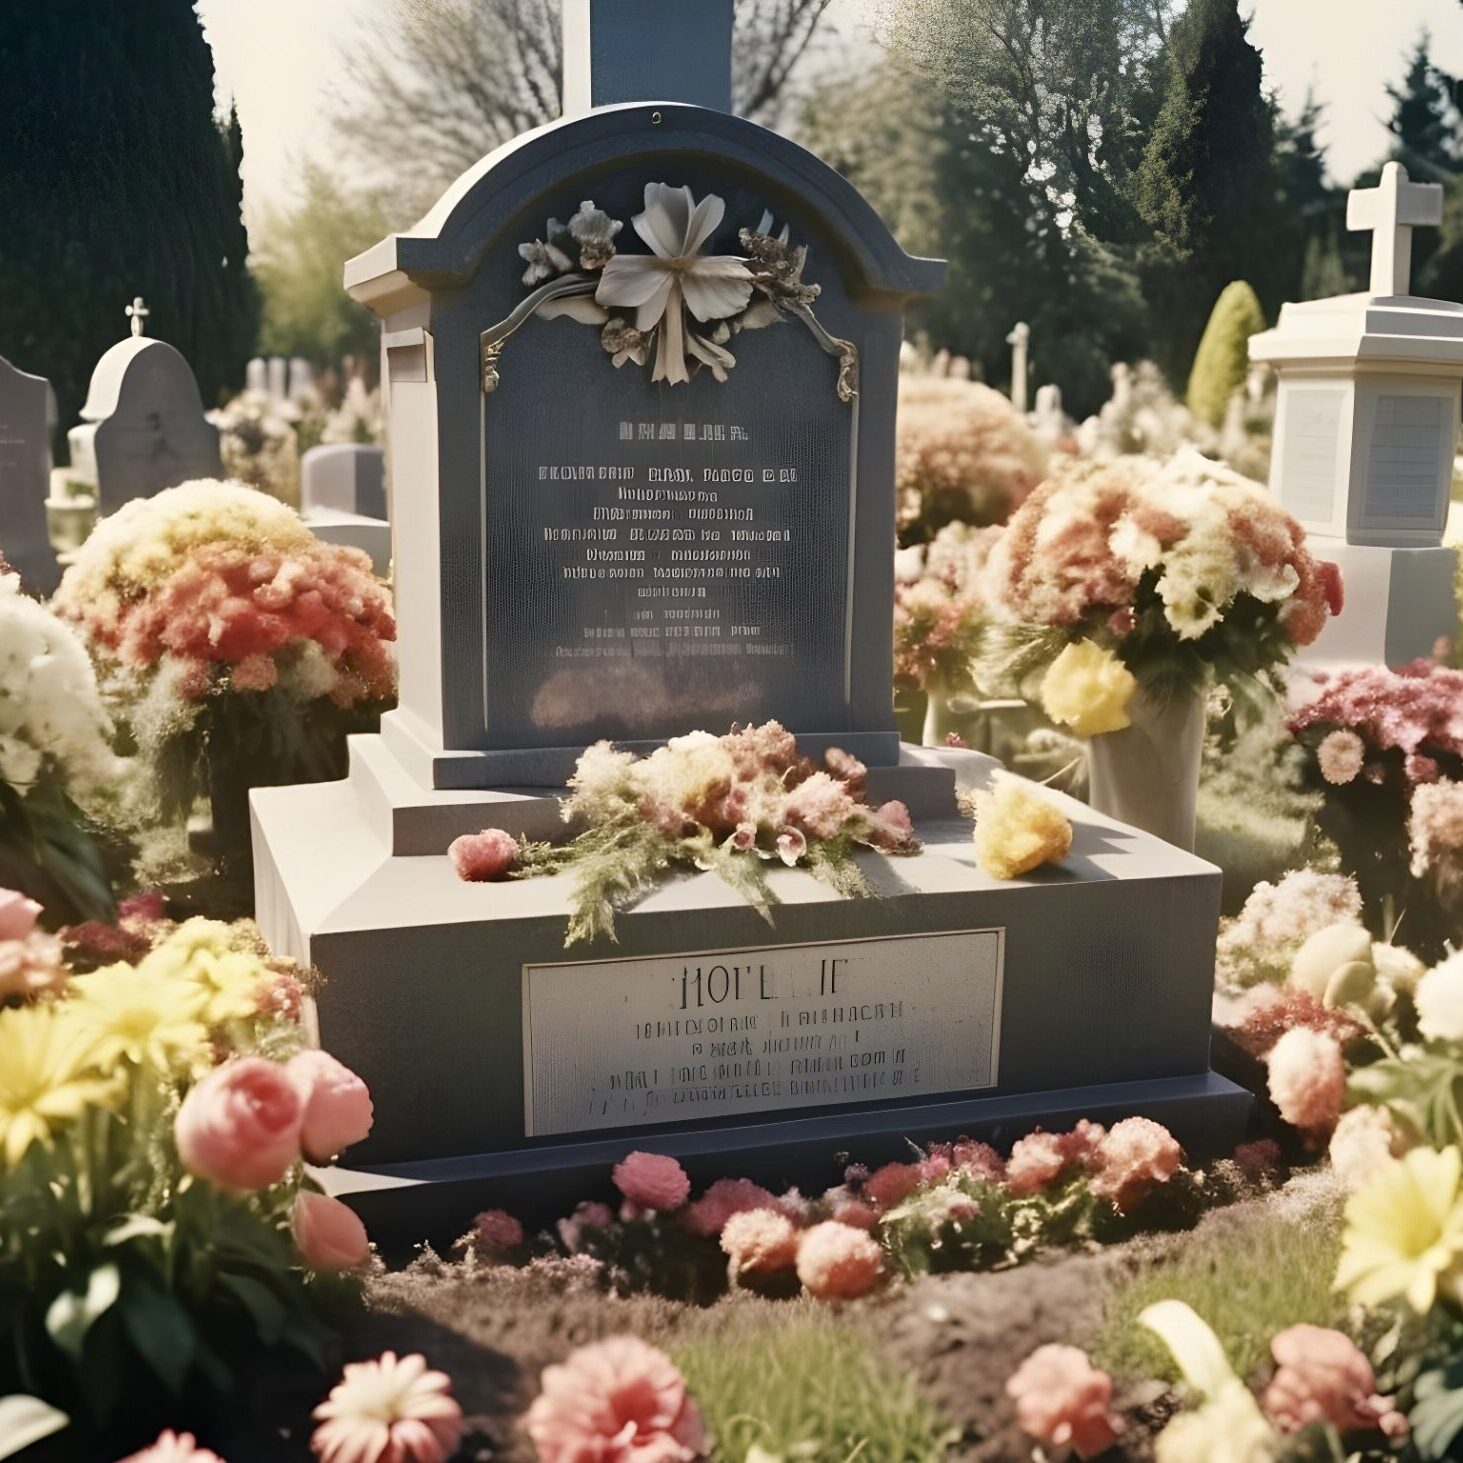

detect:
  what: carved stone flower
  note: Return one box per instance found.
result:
[740,209,820,309]
[601,317,650,369]
[568,201,623,270]
[596,183,754,384]
[519,235,573,287]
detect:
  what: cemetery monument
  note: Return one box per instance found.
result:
[251,0,1246,1234]
[0,355,61,594]
[299,441,391,574]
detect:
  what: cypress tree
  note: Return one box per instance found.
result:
[1185,280,1265,427]
[0,0,257,450]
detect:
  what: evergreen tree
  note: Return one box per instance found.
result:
[1272,94,1348,301]
[1186,279,1264,427]
[0,0,257,448]
[1135,0,1281,380]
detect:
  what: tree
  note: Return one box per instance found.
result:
[1186,279,1263,427]
[1135,0,1280,380]
[0,0,257,443]
[333,0,833,217]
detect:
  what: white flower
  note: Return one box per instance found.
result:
[1417,951,1463,1043]
[596,183,753,384]
[567,200,623,268]
[519,235,573,286]
[1330,1105,1412,1193]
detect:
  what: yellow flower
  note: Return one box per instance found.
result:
[1040,639,1137,737]
[66,963,209,1074]
[140,922,268,1025]
[0,1003,117,1166]
[973,775,1073,880]
[1335,1145,1463,1313]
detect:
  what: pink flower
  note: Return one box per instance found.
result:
[782,772,859,840]
[230,652,278,692]
[681,1176,778,1238]
[1089,1118,1182,1212]
[118,1431,226,1462]
[287,1049,374,1162]
[949,1138,1005,1184]
[612,1151,690,1212]
[118,890,167,924]
[1408,753,1441,784]
[449,827,520,882]
[313,1351,463,1463]
[720,1208,800,1273]
[175,1057,303,1191]
[863,1161,923,1210]
[259,972,305,1022]
[558,1200,615,1253]
[525,1336,706,1463]
[867,800,915,851]
[795,1221,883,1299]
[775,827,807,865]
[944,731,970,749]
[472,1208,524,1251]
[1317,729,1365,785]
[1005,1132,1069,1197]
[829,1199,880,1232]
[293,1190,372,1272]
[1267,1027,1345,1138]
[1263,1325,1407,1439]
[0,925,65,1002]
[0,887,42,941]
[1006,1345,1122,1459]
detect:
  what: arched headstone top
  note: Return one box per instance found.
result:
[78,337,208,422]
[346,104,945,314]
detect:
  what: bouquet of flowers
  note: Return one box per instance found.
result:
[0,893,375,1453]
[53,480,396,886]
[209,391,302,506]
[1289,659,1463,960]
[893,523,1000,700]
[456,722,917,945]
[895,375,1046,545]
[0,566,130,923]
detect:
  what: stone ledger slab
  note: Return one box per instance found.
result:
[252,746,1248,1235]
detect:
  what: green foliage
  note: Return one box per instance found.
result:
[673,1306,954,1463]
[1186,281,1265,427]
[0,776,121,926]
[1092,1194,1347,1383]
[0,0,257,438]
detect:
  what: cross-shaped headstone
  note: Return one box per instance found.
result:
[562,0,733,116]
[125,296,150,338]
[1347,161,1445,297]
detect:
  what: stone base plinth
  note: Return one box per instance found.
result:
[303,508,391,577]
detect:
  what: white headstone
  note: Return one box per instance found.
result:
[1006,321,1030,414]
[0,357,60,594]
[246,357,268,395]
[267,356,288,403]
[300,443,387,518]
[288,357,316,405]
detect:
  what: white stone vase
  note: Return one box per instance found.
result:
[1086,684,1206,851]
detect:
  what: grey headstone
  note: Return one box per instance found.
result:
[300,443,387,519]
[0,357,59,594]
[267,356,288,403]
[67,338,222,515]
[289,357,316,404]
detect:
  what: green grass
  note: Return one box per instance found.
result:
[1092,1196,1347,1385]
[672,1302,953,1463]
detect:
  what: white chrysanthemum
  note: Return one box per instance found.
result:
[1330,1105,1412,1193]
[1417,952,1463,1044]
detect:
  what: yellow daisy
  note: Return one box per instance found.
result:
[1335,1144,1463,1313]
[143,944,267,1025]
[67,962,209,1074]
[0,1003,117,1166]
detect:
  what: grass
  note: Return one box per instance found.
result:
[672,1302,953,1463]
[1092,1192,1347,1385]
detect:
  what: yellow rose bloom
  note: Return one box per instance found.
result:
[973,776,1073,880]
[1039,639,1137,737]
[0,1003,118,1167]
[1335,1145,1463,1314]
[67,963,210,1074]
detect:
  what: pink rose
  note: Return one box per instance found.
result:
[1088,1118,1182,1212]
[449,827,519,882]
[612,1151,690,1212]
[1006,1345,1122,1459]
[293,1190,372,1271]
[0,887,42,941]
[175,1057,303,1191]
[287,1049,374,1162]
[1263,1325,1407,1439]
[472,1208,524,1251]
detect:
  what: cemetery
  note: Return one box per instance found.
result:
[1,0,1463,1459]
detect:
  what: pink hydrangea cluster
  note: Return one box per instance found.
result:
[1409,778,1463,878]
[1006,1344,1122,1459]
[1215,869,1364,989]
[1088,1118,1183,1212]
[472,1208,525,1252]
[680,1176,778,1237]
[611,1150,692,1213]
[1262,1325,1407,1439]
[1266,1027,1346,1139]
[1005,1121,1107,1198]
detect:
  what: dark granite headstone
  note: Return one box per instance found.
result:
[0,356,59,594]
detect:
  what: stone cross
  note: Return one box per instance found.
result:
[1006,321,1030,414]
[125,296,150,337]
[1347,161,1444,297]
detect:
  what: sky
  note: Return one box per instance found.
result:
[200,0,1463,227]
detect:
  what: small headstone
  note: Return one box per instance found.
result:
[0,356,60,593]
[1006,321,1030,414]
[289,358,316,405]
[300,443,387,518]
[267,356,288,404]
[246,357,268,395]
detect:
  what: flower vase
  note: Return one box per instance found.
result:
[1087,685,1206,851]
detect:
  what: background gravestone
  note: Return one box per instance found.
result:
[0,356,60,594]
[67,337,223,514]
[301,442,387,518]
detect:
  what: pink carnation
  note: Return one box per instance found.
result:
[1089,1118,1182,1212]
[681,1176,778,1238]
[118,1432,226,1463]
[1263,1325,1407,1439]
[863,1161,923,1211]
[473,1208,525,1251]
[720,1208,800,1273]
[611,1151,691,1212]
[557,1200,615,1253]
[1317,729,1366,785]
[1005,1132,1070,1197]
[525,1336,706,1463]
[1267,1027,1345,1138]
[313,1351,463,1463]
[449,827,520,882]
[1006,1345,1122,1459]
[944,1137,1005,1184]
[795,1221,883,1300]
[829,1199,880,1232]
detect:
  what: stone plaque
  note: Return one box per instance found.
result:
[523,928,1004,1136]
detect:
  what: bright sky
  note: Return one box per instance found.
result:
[200,0,1463,226]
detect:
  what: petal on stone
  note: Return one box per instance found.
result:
[540,296,610,324]
[653,301,690,384]
[681,259,754,322]
[632,275,677,333]
[687,332,735,383]
[683,192,727,256]
[597,255,674,312]
[635,183,696,258]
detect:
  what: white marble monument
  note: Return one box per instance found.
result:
[1250,163,1461,665]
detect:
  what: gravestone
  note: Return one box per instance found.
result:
[1006,321,1030,414]
[266,356,288,404]
[252,0,1244,1235]
[0,357,60,594]
[67,301,222,515]
[300,442,391,575]
[246,357,268,395]
[1250,162,1461,665]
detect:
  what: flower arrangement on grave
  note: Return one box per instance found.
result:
[0,893,373,1450]
[456,721,916,946]
[0,565,130,924]
[1288,659,1463,961]
[504,183,855,395]
[208,391,302,506]
[978,450,1341,846]
[894,375,1047,546]
[53,480,396,887]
